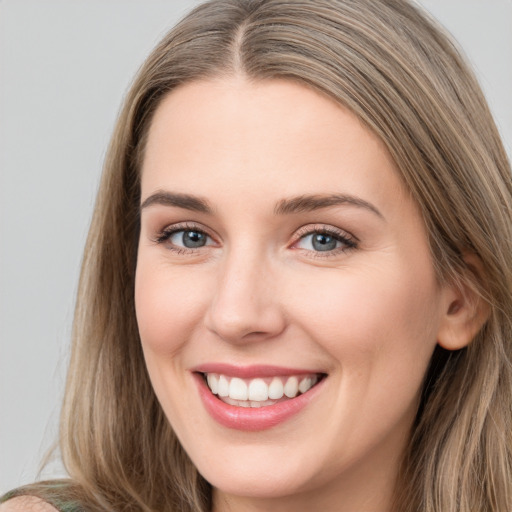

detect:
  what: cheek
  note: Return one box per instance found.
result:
[286,259,441,380]
[134,258,213,431]
[134,258,209,356]
[279,261,442,459]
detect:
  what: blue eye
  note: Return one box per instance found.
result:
[294,228,356,254]
[297,233,341,252]
[311,233,339,251]
[170,229,209,248]
[156,226,214,251]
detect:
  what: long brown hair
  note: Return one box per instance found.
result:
[52,1,512,510]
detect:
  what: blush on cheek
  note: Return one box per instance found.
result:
[291,267,439,368]
[135,271,175,355]
[135,262,211,357]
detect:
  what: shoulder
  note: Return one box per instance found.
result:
[0,495,59,512]
[0,480,86,512]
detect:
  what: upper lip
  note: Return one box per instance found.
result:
[191,363,326,379]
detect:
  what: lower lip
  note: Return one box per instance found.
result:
[194,373,325,431]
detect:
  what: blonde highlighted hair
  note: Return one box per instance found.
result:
[41,1,512,510]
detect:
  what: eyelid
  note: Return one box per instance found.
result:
[151,221,357,257]
[153,221,218,249]
[294,223,358,242]
[290,223,358,256]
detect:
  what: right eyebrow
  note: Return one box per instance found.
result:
[274,193,384,220]
[140,191,213,214]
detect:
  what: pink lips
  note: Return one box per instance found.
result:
[192,364,325,431]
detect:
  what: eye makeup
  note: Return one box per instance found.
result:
[151,220,358,259]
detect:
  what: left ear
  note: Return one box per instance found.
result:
[437,253,490,351]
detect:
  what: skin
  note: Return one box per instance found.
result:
[0,497,58,512]
[135,77,463,512]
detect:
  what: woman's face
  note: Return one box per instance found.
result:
[135,78,452,509]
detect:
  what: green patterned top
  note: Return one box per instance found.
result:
[0,481,86,512]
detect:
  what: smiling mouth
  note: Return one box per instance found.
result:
[200,372,326,408]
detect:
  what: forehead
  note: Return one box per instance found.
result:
[140,77,408,212]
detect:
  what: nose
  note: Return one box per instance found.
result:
[204,247,286,344]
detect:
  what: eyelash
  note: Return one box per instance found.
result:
[153,222,358,257]
[153,222,215,255]
[292,224,358,257]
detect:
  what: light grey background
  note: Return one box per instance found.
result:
[1,0,511,495]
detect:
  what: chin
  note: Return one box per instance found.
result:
[204,463,317,499]
[187,436,332,500]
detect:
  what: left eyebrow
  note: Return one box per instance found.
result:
[140,191,213,214]
[274,194,385,220]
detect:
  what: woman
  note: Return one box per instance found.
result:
[2,0,511,511]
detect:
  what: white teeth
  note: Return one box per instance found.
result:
[204,372,321,405]
[268,377,284,399]
[207,373,218,394]
[220,397,278,408]
[229,377,248,400]
[248,378,268,401]
[298,376,312,394]
[218,375,229,397]
[284,376,299,398]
